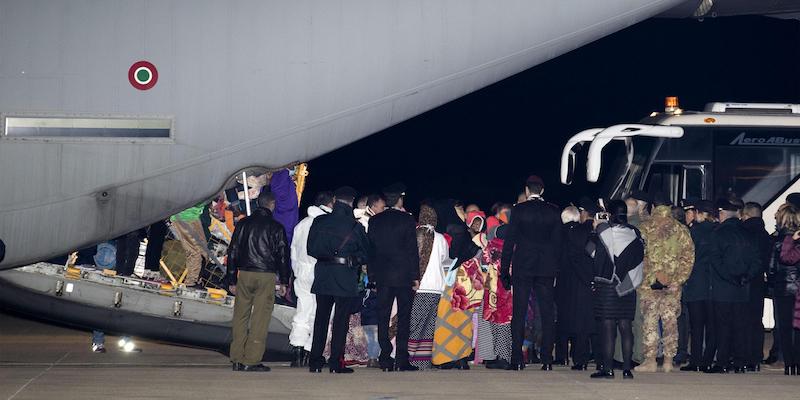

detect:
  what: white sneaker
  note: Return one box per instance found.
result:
[91,344,106,353]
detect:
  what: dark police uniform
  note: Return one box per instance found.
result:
[367,206,420,370]
[741,217,772,369]
[501,194,562,368]
[709,216,761,372]
[307,201,369,371]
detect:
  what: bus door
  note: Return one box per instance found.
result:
[644,163,708,205]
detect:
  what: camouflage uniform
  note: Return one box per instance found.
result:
[638,205,694,363]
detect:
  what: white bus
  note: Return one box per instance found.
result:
[561,98,800,233]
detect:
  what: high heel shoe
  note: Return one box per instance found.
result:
[622,370,634,379]
[590,369,614,379]
[571,364,588,371]
[540,363,553,371]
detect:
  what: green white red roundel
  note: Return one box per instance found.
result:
[128,61,158,90]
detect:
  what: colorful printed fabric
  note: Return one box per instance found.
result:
[451,257,484,311]
[323,313,369,365]
[432,284,475,366]
[482,238,513,324]
[408,292,440,369]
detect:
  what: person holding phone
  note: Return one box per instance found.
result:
[587,200,644,379]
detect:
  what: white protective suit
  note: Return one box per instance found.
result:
[289,204,331,350]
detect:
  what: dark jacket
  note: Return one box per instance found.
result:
[709,218,760,303]
[742,217,771,299]
[684,220,716,302]
[308,202,369,297]
[367,208,420,287]
[501,197,562,279]
[557,222,595,335]
[772,232,800,298]
[226,208,290,285]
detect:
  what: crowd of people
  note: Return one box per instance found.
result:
[60,167,800,378]
[226,174,800,378]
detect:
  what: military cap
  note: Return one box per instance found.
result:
[717,198,742,212]
[695,200,715,214]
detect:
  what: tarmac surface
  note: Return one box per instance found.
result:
[1,311,799,400]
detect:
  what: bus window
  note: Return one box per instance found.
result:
[645,164,681,204]
[715,144,800,205]
[682,165,706,200]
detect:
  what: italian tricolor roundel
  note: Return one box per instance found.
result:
[128,61,158,90]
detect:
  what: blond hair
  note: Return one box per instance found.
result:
[561,206,580,224]
[776,203,800,231]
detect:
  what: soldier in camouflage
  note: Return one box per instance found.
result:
[637,200,695,373]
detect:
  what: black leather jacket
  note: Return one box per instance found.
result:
[770,231,800,298]
[226,208,290,285]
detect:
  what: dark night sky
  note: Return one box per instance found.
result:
[304,16,800,213]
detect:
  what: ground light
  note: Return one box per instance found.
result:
[118,337,141,353]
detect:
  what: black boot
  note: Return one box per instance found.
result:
[622,369,634,379]
[590,369,614,379]
[680,364,702,372]
[308,356,325,373]
[330,360,354,374]
[379,357,396,372]
[486,358,512,370]
[290,346,304,368]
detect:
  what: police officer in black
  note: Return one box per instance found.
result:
[307,186,370,374]
[367,182,420,372]
[741,202,772,371]
[707,199,761,374]
[501,175,562,371]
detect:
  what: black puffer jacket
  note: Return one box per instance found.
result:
[226,208,290,285]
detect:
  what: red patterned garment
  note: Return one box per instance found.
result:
[450,257,483,311]
[481,238,513,324]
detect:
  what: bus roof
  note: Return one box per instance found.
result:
[642,102,800,127]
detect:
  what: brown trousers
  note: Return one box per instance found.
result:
[171,219,208,286]
[230,271,276,365]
